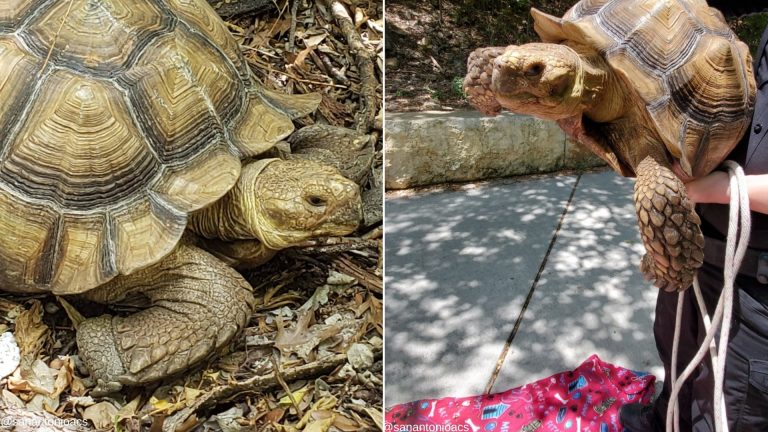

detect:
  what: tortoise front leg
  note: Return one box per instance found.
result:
[75,243,254,395]
[195,236,278,270]
[634,156,705,291]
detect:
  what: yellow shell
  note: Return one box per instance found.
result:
[534,0,756,178]
[0,0,319,294]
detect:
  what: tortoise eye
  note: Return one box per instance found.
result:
[307,196,327,207]
[524,63,544,77]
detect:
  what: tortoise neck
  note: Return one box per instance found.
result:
[578,51,628,123]
[188,161,277,242]
[187,187,256,241]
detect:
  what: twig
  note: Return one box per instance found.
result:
[288,0,300,51]
[162,354,350,432]
[333,255,382,293]
[318,52,351,85]
[244,52,350,88]
[320,0,379,133]
[271,354,304,418]
[361,226,382,241]
[293,237,379,254]
[252,0,290,51]
[207,0,276,17]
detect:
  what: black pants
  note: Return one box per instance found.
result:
[652,261,768,431]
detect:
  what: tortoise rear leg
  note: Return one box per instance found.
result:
[634,156,705,291]
[75,243,254,395]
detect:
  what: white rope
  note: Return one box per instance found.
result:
[665,161,751,432]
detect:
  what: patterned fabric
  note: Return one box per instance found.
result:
[386,355,655,432]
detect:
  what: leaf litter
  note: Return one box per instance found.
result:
[0,0,382,429]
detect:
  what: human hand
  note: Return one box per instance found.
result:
[684,170,730,205]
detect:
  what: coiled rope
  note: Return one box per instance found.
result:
[666,160,751,432]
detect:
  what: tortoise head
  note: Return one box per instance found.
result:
[489,43,587,120]
[242,159,362,249]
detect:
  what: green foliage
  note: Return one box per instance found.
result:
[731,13,768,54]
[430,88,446,101]
[451,76,465,98]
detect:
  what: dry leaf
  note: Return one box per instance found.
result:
[208,406,244,432]
[265,408,286,423]
[304,416,334,432]
[115,395,141,424]
[149,395,185,414]
[278,385,309,407]
[274,311,340,360]
[183,386,203,406]
[14,300,49,356]
[51,356,75,399]
[301,31,328,48]
[67,395,96,408]
[346,343,373,371]
[56,296,85,329]
[354,8,367,27]
[332,412,362,431]
[83,401,119,429]
[8,358,56,395]
[294,45,316,69]
[365,406,384,431]
[296,396,337,429]
[2,388,25,409]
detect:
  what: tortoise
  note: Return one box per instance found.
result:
[464,0,756,292]
[0,0,363,394]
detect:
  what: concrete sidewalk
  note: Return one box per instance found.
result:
[384,169,663,406]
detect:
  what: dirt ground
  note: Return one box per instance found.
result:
[385,0,768,113]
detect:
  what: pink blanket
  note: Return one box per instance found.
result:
[386,355,655,432]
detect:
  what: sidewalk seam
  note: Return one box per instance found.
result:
[483,174,582,394]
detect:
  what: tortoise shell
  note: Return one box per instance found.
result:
[533,0,755,179]
[0,0,320,294]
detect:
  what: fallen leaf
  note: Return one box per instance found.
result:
[67,395,96,408]
[304,416,334,432]
[275,311,340,360]
[278,385,309,407]
[51,356,75,399]
[83,401,119,429]
[56,296,85,329]
[208,406,244,432]
[183,386,203,406]
[2,389,25,409]
[294,45,316,69]
[115,395,141,424]
[365,406,384,431]
[301,30,328,48]
[8,357,56,395]
[346,343,374,371]
[14,300,49,356]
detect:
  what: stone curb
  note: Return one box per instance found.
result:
[385,111,605,189]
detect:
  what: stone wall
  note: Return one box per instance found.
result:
[385,111,605,189]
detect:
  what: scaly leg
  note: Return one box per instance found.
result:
[634,156,705,291]
[76,243,254,395]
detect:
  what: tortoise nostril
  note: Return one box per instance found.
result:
[524,62,544,77]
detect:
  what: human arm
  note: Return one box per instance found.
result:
[685,171,768,215]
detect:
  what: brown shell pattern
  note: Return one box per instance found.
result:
[558,0,755,178]
[0,0,302,294]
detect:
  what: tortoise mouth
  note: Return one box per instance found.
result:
[494,82,575,115]
[490,44,582,119]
